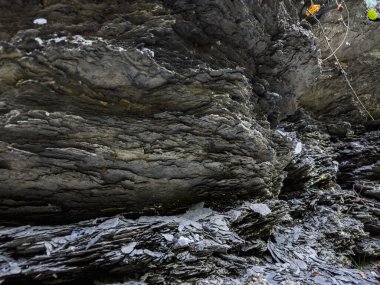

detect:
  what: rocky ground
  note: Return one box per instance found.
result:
[0,0,379,284]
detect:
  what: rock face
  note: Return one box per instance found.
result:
[0,0,320,223]
[0,201,289,284]
[299,0,380,121]
[1,118,379,285]
[1,1,380,285]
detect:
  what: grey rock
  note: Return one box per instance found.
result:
[0,0,318,223]
[0,200,286,284]
[327,121,352,138]
[0,1,379,284]
[299,0,380,121]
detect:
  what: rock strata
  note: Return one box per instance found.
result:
[0,0,379,284]
[0,0,320,223]
[299,0,380,121]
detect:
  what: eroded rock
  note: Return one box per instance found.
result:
[0,0,320,223]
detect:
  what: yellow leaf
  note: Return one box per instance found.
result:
[306,5,321,16]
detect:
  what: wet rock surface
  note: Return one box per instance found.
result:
[0,0,379,284]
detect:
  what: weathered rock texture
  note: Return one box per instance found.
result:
[299,0,380,121]
[1,121,379,284]
[0,201,288,284]
[0,0,320,223]
[1,0,380,284]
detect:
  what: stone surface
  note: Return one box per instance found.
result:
[1,123,379,284]
[0,201,288,284]
[0,0,321,223]
[299,0,380,121]
[0,1,379,284]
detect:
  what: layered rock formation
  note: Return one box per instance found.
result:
[0,0,379,284]
[0,0,320,223]
[1,115,379,284]
[300,0,380,121]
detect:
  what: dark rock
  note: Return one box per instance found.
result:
[0,1,379,284]
[335,130,380,203]
[0,201,286,284]
[0,0,322,224]
[299,0,380,121]
[365,119,380,131]
[327,121,352,137]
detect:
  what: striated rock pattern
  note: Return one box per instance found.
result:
[0,201,288,284]
[299,0,380,121]
[0,0,379,284]
[336,131,380,203]
[0,0,320,223]
[1,119,379,284]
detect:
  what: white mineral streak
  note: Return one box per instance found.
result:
[33,18,47,25]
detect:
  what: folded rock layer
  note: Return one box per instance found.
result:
[0,0,320,223]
